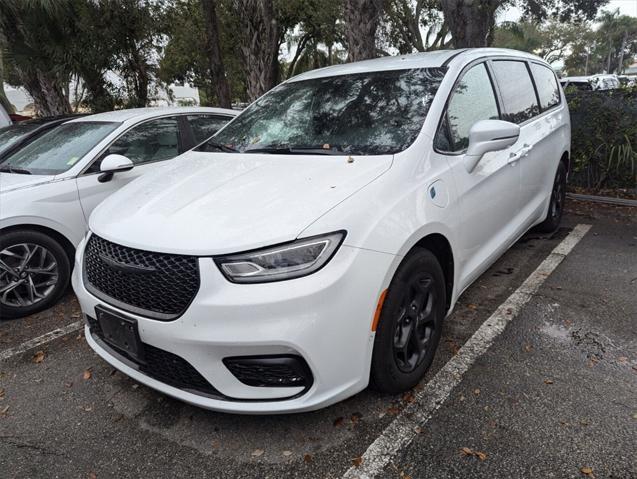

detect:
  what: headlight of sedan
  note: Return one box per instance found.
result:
[214,231,346,283]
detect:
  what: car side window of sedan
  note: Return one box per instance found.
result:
[434,63,500,153]
[106,116,180,166]
[187,115,232,144]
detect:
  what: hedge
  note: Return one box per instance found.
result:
[566,88,637,191]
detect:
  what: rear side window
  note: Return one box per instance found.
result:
[187,115,232,143]
[106,117,180,166]
[435,63,499,152]
[530,63,560,110]
[491,61,540,124]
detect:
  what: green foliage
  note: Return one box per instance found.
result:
[159,0,246,105]
[567,89,637,190]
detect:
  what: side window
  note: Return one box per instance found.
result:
[435,63,499,152]
[491,60,540,124]
[530,63,560,110]
[105,117,180,166]
[187,115,232,144]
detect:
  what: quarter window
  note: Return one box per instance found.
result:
[187,115,232,144]
[491,61,540,124]
[105,117,180,166]
[530,63,560,110]
[436,63,499,152]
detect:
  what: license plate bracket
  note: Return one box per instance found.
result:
[95,306,144,362]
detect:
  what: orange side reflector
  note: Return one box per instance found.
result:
[371,289,388,332]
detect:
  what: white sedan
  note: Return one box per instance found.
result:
[0,107,236,319]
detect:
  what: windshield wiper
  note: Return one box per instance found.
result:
[0,165,32,175]
[198,141,239,153]
[245,145,361,155]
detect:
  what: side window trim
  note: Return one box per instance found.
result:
[524,60,543,113]
[434,59,501,156]
[80,114,184,176]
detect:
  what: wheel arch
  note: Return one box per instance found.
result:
[560,151,570,177]
[411,233,454,313]
[0,223,76,265]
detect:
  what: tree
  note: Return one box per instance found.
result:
[0,1,74,115]
[343,0,385,61]
[232,0,283,101]
[382,0,448,54]
[440,0,609,48]
[201,0,232,107]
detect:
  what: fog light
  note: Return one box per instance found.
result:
[223,355,313,388]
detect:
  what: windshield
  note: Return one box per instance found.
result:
[0,122,42,157]
[1,121,120,175]
[199,67,447,155]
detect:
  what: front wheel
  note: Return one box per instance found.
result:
[536,161,567,234]
[0,230,71,320]
[370,248,445,394]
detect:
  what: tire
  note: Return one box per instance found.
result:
[0,230,70,320]
[536,161,567,234]
[370,248,445,394]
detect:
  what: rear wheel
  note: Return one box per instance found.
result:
[370,248,445,394]
[536,161,567,234]
[0,230,70,320]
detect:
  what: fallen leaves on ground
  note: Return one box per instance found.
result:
[523,343,533,352]
[32,350,45,364]
[351,456,363,467]
[467,304,478,311]
[0,405,9,417]
[544,379,554,385]
[445,338,460,355]
[282,450,292,457]
[0,388,4,399]
[351,412,363,424]
[386,405,401,416]
[402,392,415,403]
[83,369,93,380]
[251,449,264,457]
[303,453,313,463]
[473,388,481,395]
[460,447,487,461]
[580,466,594,477]
[414,426,423,434]
[333,416,344,427]
[88,473,97,479]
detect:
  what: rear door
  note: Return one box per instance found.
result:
[184,114,234,146]
[490,60,559,226]
[433,61,521,290]
[75,116,182,222]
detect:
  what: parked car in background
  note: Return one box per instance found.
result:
[0,107,236,319]
[560,74,620,91]
[0,104,11,128]
[73,48,570,413]
[0,115,87,161]
[618,75,637,87]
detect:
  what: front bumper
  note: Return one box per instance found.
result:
[72,236,396,413]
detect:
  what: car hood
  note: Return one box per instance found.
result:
[90,151,393,255]
[0,173,56,193]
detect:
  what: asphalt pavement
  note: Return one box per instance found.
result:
[1,200,635,479]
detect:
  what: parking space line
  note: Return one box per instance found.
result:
[342,224,592,479]
[0,320,83,362]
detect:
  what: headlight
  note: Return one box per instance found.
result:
[214,231,346,283]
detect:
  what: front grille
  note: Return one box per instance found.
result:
[84,235,200,320]
[88,317,221,398]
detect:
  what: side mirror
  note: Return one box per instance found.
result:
[98,154,134,183]
[464,120,520,172]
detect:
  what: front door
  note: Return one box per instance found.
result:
[76,116,182,223]
[433,62,522,291]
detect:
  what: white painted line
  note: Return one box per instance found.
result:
[0,320,83,361]
[343,224,592,479]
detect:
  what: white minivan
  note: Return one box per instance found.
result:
[73,48,570,413]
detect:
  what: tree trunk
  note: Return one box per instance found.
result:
[617,30,628,74]
[440,0,500,48]
[200,0,232,108]
[343,0,385,62]
[0,50,15,114]
[234,0,281,102]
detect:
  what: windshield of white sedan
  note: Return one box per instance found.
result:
[199,67,447,155]
[1,122,119,175]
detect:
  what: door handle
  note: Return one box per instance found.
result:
[508,143,531,164]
